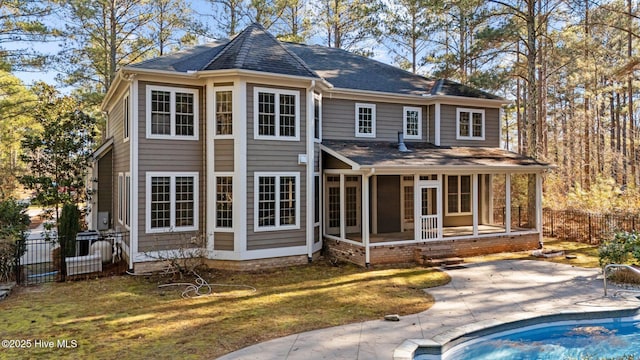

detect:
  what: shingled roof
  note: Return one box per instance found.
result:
[125,23,502,100]
[322,140,550,170]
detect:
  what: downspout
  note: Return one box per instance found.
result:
[307,80,316,262]
[363,168,375,268]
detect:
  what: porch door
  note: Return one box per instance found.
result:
[416,181,440,241]
[344,176,361,234]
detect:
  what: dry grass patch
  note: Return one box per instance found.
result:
[0,261,449,359]
[464,238,600,268]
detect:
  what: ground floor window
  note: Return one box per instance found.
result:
[215,175,233,229]
[146,172,198,233]
[255,172,299,231]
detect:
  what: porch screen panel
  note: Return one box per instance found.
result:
[326,176,340,236]
[447,175,459,213]
[510,173,536,230]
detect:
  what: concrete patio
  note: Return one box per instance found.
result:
[217,260,640,360]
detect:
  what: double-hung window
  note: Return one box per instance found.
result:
[446,175,472,216]
[355,103,376,138]
[215,175,233,230]
[457,108,484,140]
[255,172,299,231]
[146,85,199,140]
[215,87,233,136]
[146,172,199,233]
[254,87,299,140]
[118,172,131,228]
[403,106,422,139]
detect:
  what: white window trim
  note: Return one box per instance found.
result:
[214,86,234,139]
[117,173,124,224]
[145,172,199,234]
[254,172,300,232]
[403,106,422,140]
[355,103,376,138]
[146,85,199,140]
[313,93,322,143]
[214,173,234,232]
[445,175,472,216]
[253,87,300,141]
[456,108,485,140]
[124,172,131,229]
[123,94,130,142]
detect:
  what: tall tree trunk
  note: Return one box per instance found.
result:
[628,0,635,186]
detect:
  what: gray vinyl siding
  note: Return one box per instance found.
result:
[214,232,234,251]
[439,105,500,147]
[214,139,234,172]
[322,98,427,142]
[137,81,205,252]
[109,94,130,240]
[246,83,307,250]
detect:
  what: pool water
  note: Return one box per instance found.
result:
[416,317,640,360]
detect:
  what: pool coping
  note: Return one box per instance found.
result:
[393,306,640,360]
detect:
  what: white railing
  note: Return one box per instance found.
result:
[421,216,438,240]
[603,263,640,296]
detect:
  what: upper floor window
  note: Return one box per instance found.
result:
[254,87,299,141]
[254,172,299,231]
[457,108,484,140]
[146,172,199,233]
[355,103,376,138]
[146,85,199,140]
[123,95,130,141]
[446,175,472,216]
[403,106,422,139]
[215,87,233,136]
[313,93,321,142]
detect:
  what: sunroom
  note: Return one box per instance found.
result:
[321,141,551,266]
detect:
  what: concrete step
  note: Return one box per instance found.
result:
[423,257,464,267]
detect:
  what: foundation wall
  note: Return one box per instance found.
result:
[326,233,541,267]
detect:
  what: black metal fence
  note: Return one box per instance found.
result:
[14,231,129,285]
[543,208,640,245]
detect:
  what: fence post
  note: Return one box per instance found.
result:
[551,209,555,237]
[588,214,592,244]
[14,240,22,285]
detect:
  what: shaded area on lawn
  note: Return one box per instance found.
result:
[0,261,450,359]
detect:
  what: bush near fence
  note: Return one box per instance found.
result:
[543,208,640,245]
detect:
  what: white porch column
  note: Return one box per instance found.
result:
[472,174,479,236]
[340,174,346,240]
[437,174,443,239]
[536,172,543,244]
[505,173,512,234]
[362,174,370,266]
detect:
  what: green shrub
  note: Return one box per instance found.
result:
[58,203,80,258]
[0,199,30,282]
[598,230,640,267]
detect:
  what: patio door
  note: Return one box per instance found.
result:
[415,181,441,241]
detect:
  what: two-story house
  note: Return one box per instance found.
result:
[88,24,550,272]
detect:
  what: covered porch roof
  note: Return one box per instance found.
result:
[321,140,552,172]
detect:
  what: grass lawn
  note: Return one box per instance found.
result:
[0,261,450,359]
[464,238,601,268]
